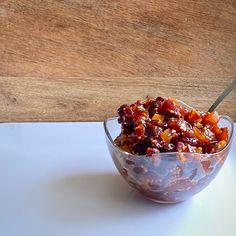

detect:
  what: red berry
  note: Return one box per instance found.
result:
[146,148,160,156]
[218,127,228,141]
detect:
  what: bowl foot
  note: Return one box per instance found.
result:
[146,197,184,204]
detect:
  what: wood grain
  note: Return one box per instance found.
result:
[0,77,235,122]
[0,0,236,77]
[0,1,236,122]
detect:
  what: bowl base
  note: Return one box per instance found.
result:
[146,197,184,204]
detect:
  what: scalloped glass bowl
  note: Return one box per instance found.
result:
[104,115,234,203]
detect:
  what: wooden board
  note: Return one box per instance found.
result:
[0,1,235,121]
[0,77,235,122]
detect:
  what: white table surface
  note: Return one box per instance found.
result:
[0,122,235,236]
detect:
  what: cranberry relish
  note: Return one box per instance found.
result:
[115,97,228,156]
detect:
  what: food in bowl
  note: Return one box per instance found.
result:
[115,97,228,156]
[104,97,234,203]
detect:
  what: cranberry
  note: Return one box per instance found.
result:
[145,123,162,138]
[146,147,160,156]
[175,142,186,152]
[163,143,175,152]
[156,96,165,103]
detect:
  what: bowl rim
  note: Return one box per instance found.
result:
[103,100,234,158]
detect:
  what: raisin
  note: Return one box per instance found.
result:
[133,166,147,174]
[133,139,150,155]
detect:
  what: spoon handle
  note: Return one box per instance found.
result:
[208,79,236,112]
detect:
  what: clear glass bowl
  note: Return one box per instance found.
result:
[104,114,234,203]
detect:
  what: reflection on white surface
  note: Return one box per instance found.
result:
[0,123,235,236]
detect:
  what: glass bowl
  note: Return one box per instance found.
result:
[104,113,234,204]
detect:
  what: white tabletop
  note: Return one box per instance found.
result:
[0,122,235,236]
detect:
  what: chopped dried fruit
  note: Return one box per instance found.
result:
[146,147,160,156]
[152,114,165,121]
[218,128,228,141]
[134,124,145,138]
[119,144,131,153]
[203,111,220,125]
[115,96,229,156]
[175,142,186,152]
[188,110,202,123]
[211,125,222,136]
[216,140,227,151]
[193,127,209,144]
[160,129,172,143]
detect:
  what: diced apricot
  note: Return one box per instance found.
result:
[211,125,222,136]
[203,111,220,125]
[160,129,172,143]
[196,122,203,129]
[195,147,203,153]
[120,144,131,152]
[179,154,187,162]
[152,114,164,121]
[188,110,202,123]
[193,127,209,143]
[216,140,227,151]
[170,98,178,105]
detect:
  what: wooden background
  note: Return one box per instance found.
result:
[0,0,235,122]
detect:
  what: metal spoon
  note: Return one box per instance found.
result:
[208,79,236,112]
